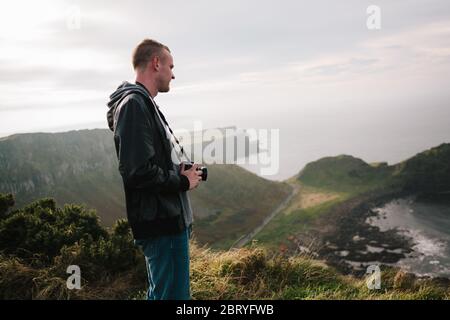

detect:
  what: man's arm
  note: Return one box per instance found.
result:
[114,95,190,193]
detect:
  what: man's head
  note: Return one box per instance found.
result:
[133,39,175,95]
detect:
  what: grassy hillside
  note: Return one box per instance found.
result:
[255,143,450,254]
[0,129,291,249]
[296,143,450,196]
[254,184,350,250]
[4,242,448,300]
[192,164,291,249]
[0,194,447,300]
[392,143,450,200]
[296,155,395,193]
[0,129,125,226]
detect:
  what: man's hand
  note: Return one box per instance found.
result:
[180,163,202,190]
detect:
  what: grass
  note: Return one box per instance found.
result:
[189,244,449,300]
[0,252,147,300]
[1,242,448,300]
[252,182,352,250]
[186,164,293,249]
[253,198,344,247]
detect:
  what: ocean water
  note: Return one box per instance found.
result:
[367,198,450,278]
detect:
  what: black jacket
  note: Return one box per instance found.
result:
[107,81,190,239]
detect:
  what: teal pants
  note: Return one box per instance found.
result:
[135,226,191,300]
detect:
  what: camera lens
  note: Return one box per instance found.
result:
[200,167,208,181]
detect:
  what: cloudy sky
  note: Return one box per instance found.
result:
[1,0,450,180]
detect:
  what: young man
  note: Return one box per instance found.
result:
[106,39,202,300]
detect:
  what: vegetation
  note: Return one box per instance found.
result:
[0,193,145,299]
[1,138,449,299]
[393,143,450,199]
[296,154,395,194]
[0,193,448,300]
[0,130,292,249]
[190,244,449,300]
[191,164,292,249]
[254,188,349,249]
[254,144,450,256]
[296,143,450,198]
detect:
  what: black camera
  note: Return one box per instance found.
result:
[182,161,208,181]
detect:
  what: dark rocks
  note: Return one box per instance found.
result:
[306,190,415,276]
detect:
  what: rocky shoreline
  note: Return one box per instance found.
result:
[317,190,415,276]
[280,188,450,287]
[286,190,436,274]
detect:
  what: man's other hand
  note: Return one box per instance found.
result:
[180,163,202,190]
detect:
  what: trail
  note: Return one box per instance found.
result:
[231,183,300,249]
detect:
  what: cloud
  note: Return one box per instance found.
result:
[1,0,450,141]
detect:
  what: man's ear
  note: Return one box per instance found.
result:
[152,55,160,71]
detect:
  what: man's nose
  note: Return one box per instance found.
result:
[172,74,175,80]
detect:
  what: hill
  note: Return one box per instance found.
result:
[393,143,450,201]
[0,129,291,249]
[254,143,450,262]
[296,154,395,193]
[0,194,447,300]
[295,143,450,197]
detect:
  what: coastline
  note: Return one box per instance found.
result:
[318,190,413,275]
[290,189,450,285]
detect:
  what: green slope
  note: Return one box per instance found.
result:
[0,129,291,249]
[296,143,450,196]
[393,143,450,199]
[296,154,395,193]
[255,143,450,250]
[191,164,291,249]
[1,194,447,300]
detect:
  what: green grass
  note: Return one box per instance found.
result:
[253,194,350,249]
[189,244,449,300]
[296,154,395,194]
[192,165,292,249]
[1,235,448,300]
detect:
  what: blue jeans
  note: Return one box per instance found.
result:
[135,226,192,300]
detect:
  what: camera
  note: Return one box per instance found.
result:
[181,161,208,181]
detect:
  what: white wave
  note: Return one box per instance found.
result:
[400,228,446,258]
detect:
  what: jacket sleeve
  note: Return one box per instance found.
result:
[114,95,190,193]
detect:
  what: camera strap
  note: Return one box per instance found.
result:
[145,92,192,163]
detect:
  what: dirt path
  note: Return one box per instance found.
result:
[231,183,300,249]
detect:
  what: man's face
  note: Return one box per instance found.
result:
[157,49,175,93]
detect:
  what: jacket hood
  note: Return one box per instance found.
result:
[106,81,150,131]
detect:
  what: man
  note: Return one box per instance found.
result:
[106,39,202,300]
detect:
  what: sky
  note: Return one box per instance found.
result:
[1,0,450,180]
